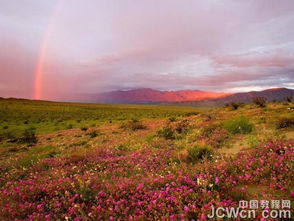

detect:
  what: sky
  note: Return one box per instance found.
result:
[0,0,294,100]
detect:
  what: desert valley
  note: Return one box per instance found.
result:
[0,88,293,219]
[1,0,294,220]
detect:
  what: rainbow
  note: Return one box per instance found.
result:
[34,0,65,100]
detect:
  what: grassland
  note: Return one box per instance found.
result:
[0,98,293,220]
[0,98,200,135]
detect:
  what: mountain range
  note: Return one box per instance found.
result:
[94,88,230,104]
[92,87,294,105]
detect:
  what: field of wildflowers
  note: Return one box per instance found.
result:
[0,99,293,220]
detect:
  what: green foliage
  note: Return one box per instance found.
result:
[175,119,190,134]
[18,145,58,168]
[223,116,253,134]
[115,144,129,151]
[246,134,260,148]
[87,130,99,138]
[201,124,218,137]
[202,114,215,121]
[184,112,199,117]
[0,98,198,136]
[201,124,229,148]
[120,119,147,131]
[157,126,175,140]
[68,140,88,148]
[186,145,213,163]
[227,102,243,110]
[0,97,294,219]
[80,126,88,131]
[0,131,16,142]
[168,117,177,122]
[18,128,37,144]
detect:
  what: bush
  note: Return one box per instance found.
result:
[175,119,190,134]
[184,112,199,117]
[285,95,293,103]
[168,117,177,122]
[115,144,129,151]
[19,128,37,144]
[3,131,17,142]
[227,102,243,110]
[80,126,88,131]
[201,124,229,148]
[157,126,175,140]
[202,114,215,121]
[201,124,218,137]
[186,145,213,163]
[120,119,147,131]
[223,116,253,134]
[276,117,294,129]
[87,130,99,138]
[253,96,267,107]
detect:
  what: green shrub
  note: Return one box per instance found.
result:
[175,119,190,134]
[228,102,243,110]
[3,131,17,142]
[80,126,88,131]
[223,116,253,134]
[187,145,213,163]
[69,140,87,147]
[115,144,129,151]
[276,117,294,129]
[157,126,175,140]
[201,124,218,137]
[120,119,147,131]
[168,117,177,122]
[184,112,199,117]
[201,124,229,148]
[202,114,215,121]
[87,130,99,138]
[19,128,37,144]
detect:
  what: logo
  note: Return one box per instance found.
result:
[207,200,291,219]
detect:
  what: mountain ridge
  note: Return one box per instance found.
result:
[177,87,294,106]
[91,87,294,105]
[2,88,292,105]
[93,88,231,104]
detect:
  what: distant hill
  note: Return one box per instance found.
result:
[93,88,230,104]
[179,88,294,106]
[2,88,292,105]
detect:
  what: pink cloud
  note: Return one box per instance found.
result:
[0,37,35,98]
[212,50,294,67]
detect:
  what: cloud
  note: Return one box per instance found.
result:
[212,50,294,67]
[0,36,35,98]
[1,0,294,99]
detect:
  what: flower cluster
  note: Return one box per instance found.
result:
[0,140,293,220]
